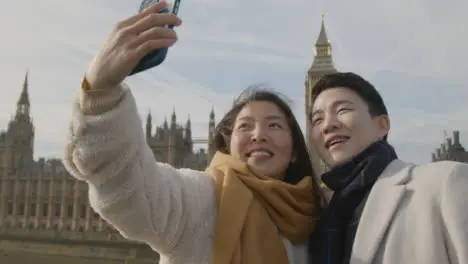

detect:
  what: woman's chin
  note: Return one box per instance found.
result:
[248,165,282,180]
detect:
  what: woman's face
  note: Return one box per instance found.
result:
[229,101,293,180]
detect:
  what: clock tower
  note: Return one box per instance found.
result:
[4,71,35,175]
[305,13,337,176]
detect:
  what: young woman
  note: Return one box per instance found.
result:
[63,2,324,263]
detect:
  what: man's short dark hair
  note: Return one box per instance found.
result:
[310,72,388,117]
[310,72,389,140]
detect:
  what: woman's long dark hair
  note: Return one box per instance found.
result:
[213,85,326,214]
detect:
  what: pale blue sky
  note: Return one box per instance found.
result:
[0,0,467,164]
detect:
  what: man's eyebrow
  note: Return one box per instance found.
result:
[334,99,354,106]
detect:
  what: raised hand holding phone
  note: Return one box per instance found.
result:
[84,1,181,91]
[129,0,181,76]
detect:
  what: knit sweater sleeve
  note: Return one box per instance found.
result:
[62,84,217,255]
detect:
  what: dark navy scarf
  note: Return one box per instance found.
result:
[310,140,398,264]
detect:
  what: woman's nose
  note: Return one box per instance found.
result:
[250,127,267,142]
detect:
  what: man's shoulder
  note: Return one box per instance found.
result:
[413,160,468,174]
[408,160,468,185]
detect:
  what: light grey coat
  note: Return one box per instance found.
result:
[350,159,468,264]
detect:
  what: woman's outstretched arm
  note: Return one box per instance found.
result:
[63,84,216,255]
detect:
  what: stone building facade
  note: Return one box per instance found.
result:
[144,108,215,170]
[0,72,215,263]
[432,130,468,163]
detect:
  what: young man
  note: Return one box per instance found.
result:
[308,72,468,264]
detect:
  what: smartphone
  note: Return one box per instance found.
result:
[129,0,181,76]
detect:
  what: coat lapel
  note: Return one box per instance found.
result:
[350,160,413,264]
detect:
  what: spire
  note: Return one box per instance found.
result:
[15,70,31,118]
[18,70,30,106]
[315,10,330,46]
[308,12,335,73]
[146,110,152,129]
[208,107,216,160]
[186,115,191,129]
[185,115,192,142]
[209,107,215,121]
[145,110,152,142]
[171,107,176,123]
[209,107,216,135]
[163,117,168,129]
[170,108,177,132]
[146,109,152,123]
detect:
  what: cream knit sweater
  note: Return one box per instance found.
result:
[63,84,310,264]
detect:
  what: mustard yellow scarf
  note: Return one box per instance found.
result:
[205,152,317,264]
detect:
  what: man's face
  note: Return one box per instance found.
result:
[310,87,390,168]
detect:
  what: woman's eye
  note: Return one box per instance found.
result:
[236,123,248,130]
[269,123,282,128]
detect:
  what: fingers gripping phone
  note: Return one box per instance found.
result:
[129,0,181,76]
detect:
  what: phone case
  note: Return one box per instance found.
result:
[129,0,181,76]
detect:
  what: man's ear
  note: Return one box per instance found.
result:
[376,115,390,139]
